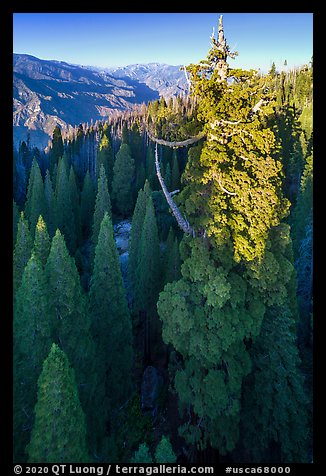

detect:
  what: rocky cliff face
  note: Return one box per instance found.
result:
[13,54,188,149]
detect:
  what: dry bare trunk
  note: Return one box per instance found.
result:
[154,144,195,237]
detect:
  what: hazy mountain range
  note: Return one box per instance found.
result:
[13,54,189,149]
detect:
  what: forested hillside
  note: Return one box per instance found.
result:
[13,17,313,464]
[13,54,188,149]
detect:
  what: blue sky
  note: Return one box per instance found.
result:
[13,13,313,72]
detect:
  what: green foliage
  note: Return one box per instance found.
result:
[146,145,159,190]
[152,190,176,241]
[92,164,112,249]
[128,183,151,305]
[33,215,50,267]
[68,166,82,247]
[14,254,52,462]
[13,212,33,292]
[129,122,143,170]
[80,170,96,239]
[163,228,181,285]
[108,393,153,462]
[291,151,313,348]
[147,95,201,142]
[24,158,46,239]
[154,436,176,463]
[134,193,161,316]
[131,443,153,463]
[45,229,94,413]
[112,143,135,216]
[43,170,57,238]
[55,156,76,253]
[49,125,64,175]
[241,306,309,463]
[26,344,89,463]
[158,237,257,452]
[89,212,133,415]
[157,29,299,454]
[97,132,114,192]
[12,19,312,465]
[171,151,181,191]
[13,199,19,245]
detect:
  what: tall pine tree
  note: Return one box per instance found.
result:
[14,254,52,462]
[44,169,57,238]
[26,344,89,463]
[13,212,33,292]
[24,158,46,240]
[128,180,152,306]
[112,143,135,216]
[92,164,112,250]
[55,156,76,254]
[89,213,133,453]
[33,215,50,267]
[134,192,161,317]
[97,130,114,192]
[241,306,309,463]
[45,230,95,414]
[80,170,96,239]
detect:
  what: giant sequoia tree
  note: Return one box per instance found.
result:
[157,16,308,458]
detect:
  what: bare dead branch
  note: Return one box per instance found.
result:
[155,144,195,237]
[148,130,205,148]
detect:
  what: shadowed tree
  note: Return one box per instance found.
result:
[89,213,133,453]
[49,125,64,176]
[241,306,309,463]
[55,156,76,254]
[131,443,153,463]
[13,200,20,246]
[128,180,152,306]
[44,170,57,238]
[24,158,46,240]
[80,170,96,239]
[14,254,52,462]
[45,229,95,416]
[92,164,111,250]
[154,436,177,463]
[13,212,33,293]
[112,143,135,217]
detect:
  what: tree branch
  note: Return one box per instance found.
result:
[148,130,205,148]
[213,172,237,196]
[154,144,195,237]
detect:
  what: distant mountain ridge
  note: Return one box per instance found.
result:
[13,54,188,149]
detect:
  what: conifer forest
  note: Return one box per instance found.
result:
[13,17,313,464]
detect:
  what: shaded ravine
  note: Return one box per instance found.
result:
[113,218,132,303]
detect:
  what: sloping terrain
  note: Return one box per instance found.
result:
[13,54,188,149]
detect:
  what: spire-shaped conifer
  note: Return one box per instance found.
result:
[26,344,89,463]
